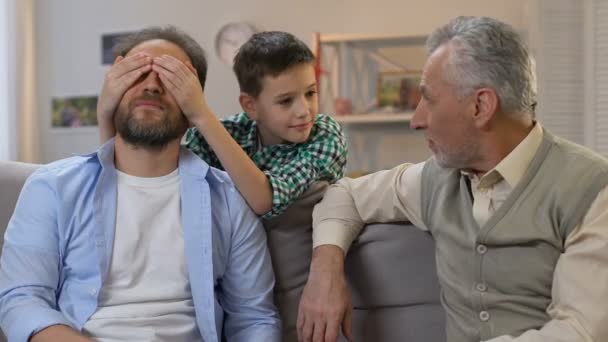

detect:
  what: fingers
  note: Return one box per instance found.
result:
[342,307,354,342]
[111,53,151,79]
[324,312,341,342]
[312,319,327,342]
[153,55,192,82]
[185,61,198,75]
[297,311,314,342]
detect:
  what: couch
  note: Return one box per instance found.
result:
[0,160,446,342]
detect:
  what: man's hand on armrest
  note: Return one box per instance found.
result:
[30,324,93,342]
[297,245,354,342]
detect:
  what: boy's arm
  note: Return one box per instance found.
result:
[152,55,273,215]
[0,171,81,341]
[96,53,153,144]
[219,189,282,342]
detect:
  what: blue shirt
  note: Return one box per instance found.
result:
[0,141,281,342]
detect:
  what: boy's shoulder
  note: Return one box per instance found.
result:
[310,114,344,140]
[314,113,340,130]
[218,112,257,142]
[220,112,253,127]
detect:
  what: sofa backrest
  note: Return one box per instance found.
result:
[264,181,446,342]
[346,223,446,341]
[0,161,40,257]
[0,161,40,342]
[1,163,446,342]
[263,181,329,340]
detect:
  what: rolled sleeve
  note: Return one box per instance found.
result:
[312,162,426,253]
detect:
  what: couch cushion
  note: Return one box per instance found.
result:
[263,181,329,341]
[345,223,446,341]
[0,161,40,254]
[0,160,40,342]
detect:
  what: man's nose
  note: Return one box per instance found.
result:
[410,103,427,130]
[142,71,163,94]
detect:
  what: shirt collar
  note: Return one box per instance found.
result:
[462,122,544,189]
[90,138,222,184]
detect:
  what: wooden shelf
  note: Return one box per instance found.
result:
[318,34,427,48]
[332,112,413,124]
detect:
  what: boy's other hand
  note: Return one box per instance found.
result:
[98,53,152,126]
[152,55,211,127]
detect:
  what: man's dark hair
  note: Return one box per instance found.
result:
[233,31,315,97]
[113,26,208,89]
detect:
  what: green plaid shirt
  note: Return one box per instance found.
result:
[185,113,347,219]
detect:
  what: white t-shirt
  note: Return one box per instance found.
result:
[82,169,203,342]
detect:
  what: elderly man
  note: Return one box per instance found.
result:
[298,16,608,342]
[0,26,280,342]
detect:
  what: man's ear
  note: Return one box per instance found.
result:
[472,87,498,128]
[239,93,258,120]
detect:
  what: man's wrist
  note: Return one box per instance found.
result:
[311,245,346,273]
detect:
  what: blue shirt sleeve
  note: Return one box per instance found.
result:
[219,188,281,342]
[0,170,73,341]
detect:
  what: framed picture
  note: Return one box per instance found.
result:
[377,71,422,110]
[102,31,134,64]
[51,96,98,128]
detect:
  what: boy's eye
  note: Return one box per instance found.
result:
[306,90,317,97]
[277,98,293,106]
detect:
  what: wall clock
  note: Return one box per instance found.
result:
[215,22,257,66]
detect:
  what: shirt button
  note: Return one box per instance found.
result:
[479,311,490,321]
[476,283,487,292]
[90,288,98,296]
[476,244,488,254]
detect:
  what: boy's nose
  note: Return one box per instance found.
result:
[294,97,310,118]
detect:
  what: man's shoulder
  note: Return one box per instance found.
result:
[550,133,608,172]
[29,154,99,183]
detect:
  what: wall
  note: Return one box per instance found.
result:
[33,0,527,171]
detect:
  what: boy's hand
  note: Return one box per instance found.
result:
[98,53,152,125]
[152,55,211,126]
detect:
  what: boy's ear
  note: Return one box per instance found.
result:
[239,93,258,120]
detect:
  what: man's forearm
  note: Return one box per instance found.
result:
[30,324,92,342]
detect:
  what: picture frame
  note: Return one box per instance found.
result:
[102,31,134,64]
[377,71,422,111]
[51,96,98,128]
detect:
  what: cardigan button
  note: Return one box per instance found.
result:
[476,283,487,292]
[479,311,490,322]
[476,244,488,254]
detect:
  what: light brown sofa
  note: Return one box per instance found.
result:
[0,161,446,342]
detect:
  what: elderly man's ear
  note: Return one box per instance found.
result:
[472,87,499,128]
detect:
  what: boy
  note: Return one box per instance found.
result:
[98,31,347,219]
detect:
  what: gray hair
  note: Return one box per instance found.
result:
[426,16,537,115]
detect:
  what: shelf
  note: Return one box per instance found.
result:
[332,112,413,124]
[318,34,427,48]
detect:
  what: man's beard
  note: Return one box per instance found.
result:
[114,98,188,150]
